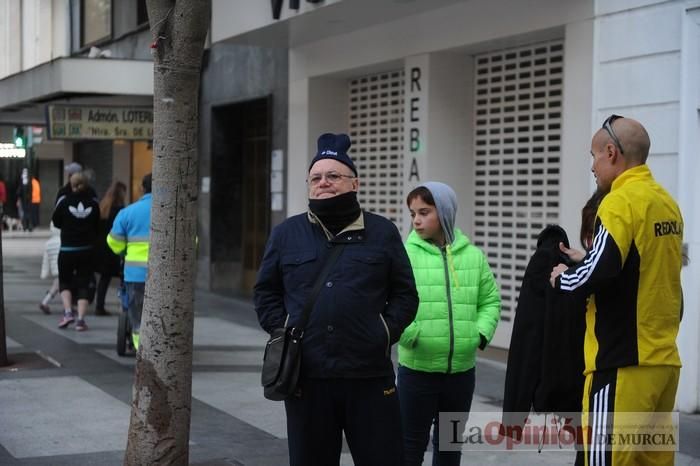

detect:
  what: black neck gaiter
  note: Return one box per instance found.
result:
[309,191,361,236]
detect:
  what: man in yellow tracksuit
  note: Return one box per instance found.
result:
[107,174,151,350]
[550,116,683,466]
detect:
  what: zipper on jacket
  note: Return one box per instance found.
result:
[379,314,391,356]
[441,247,455,374]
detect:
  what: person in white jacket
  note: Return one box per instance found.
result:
[39,222,60,314]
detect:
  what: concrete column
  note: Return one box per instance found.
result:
[287,77,310,217]
[402,52,473,236]
[288,73,348,217]
[560,18,595,242]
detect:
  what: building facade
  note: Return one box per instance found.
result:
[209,0,700,412]
[0,0,154,214]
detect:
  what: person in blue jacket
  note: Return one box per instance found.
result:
[107,174,151,350]
[254,133,418,466]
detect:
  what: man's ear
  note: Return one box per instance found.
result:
[605,142,614,156]
[606,143,618,163]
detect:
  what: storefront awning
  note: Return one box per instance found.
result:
[0,57,153,125]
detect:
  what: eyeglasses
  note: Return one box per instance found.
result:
[307,171,356,186]
[602,114,625,154]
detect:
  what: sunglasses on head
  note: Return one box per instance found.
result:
[602,114,625,154]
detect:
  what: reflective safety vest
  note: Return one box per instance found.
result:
[107,193,151,283]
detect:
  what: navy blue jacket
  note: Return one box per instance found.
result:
[254,211,418,378]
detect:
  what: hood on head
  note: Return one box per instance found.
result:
[418,181,458,245]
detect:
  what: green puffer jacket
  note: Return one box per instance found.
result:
[399,228,501,373]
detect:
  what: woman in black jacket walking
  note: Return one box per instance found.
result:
[52,172,100,331]
[94,181,126,315]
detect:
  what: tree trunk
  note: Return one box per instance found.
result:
[124,1,210,464]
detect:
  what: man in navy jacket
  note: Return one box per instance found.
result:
[254,133,418,466]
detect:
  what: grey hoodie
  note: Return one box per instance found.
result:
[418,181,458,245]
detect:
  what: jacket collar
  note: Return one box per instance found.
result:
[307,210,364,242]
[406,228,470,253]
[610,164,652,192]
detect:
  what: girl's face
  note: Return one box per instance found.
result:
[409,196,444,245]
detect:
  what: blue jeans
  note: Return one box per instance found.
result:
[397,365,475,466]
[125,282,145,333]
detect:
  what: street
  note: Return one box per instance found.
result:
[0,230,698,465]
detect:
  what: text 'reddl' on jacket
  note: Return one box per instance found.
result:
[107,193,152,283]
[254,211,418,379]
[398,228,501,374]
[501,226,586,436]
[555,164,683,374]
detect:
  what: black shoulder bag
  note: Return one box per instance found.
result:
[261,244,345,401]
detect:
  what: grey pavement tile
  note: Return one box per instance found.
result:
[192,349,264,366]
[0,376,129,459]
[193,317,267,347]
[21,314,267,349]
[22,314,120,346]
[94,348,264,368]
[5,337,22,349]
[192,372,287,439]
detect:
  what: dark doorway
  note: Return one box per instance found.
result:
[75,140,113,198]
[211,97,271,293]
[36,160,63,227]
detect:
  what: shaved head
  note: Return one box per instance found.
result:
[594,117,650,165]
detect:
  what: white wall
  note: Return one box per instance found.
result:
[0,0,22,79]
[592,0,682,197]
[287,75,348,215]
[676,1,700,414]
[1,0,67,80]
[289,0,590,81]
[559,19,595,243]
[420,52,473,237]
[287,77,310,216]
[211,0,341,43]
[593,0,697,413]
[21,0,54,70]
[52,0,70,60]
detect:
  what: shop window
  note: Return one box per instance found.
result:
[131,141,153,201]
[82,0,112,46]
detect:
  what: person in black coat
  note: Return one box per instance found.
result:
[52,172,100,331]
[502,192,604,463]
[254,133,418,466]
[502,225,585,425]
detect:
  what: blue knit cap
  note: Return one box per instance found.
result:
[309,133,358,176]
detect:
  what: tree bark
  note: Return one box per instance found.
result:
[124,1,210,464]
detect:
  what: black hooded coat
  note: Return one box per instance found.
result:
[501,225,586,436]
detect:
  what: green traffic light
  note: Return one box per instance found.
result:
[13,126,26,148]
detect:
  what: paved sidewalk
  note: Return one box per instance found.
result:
[1,231,698,465]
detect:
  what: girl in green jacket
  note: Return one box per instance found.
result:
[398,182,501,466]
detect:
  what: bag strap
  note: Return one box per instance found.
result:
[291,243,346,335]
